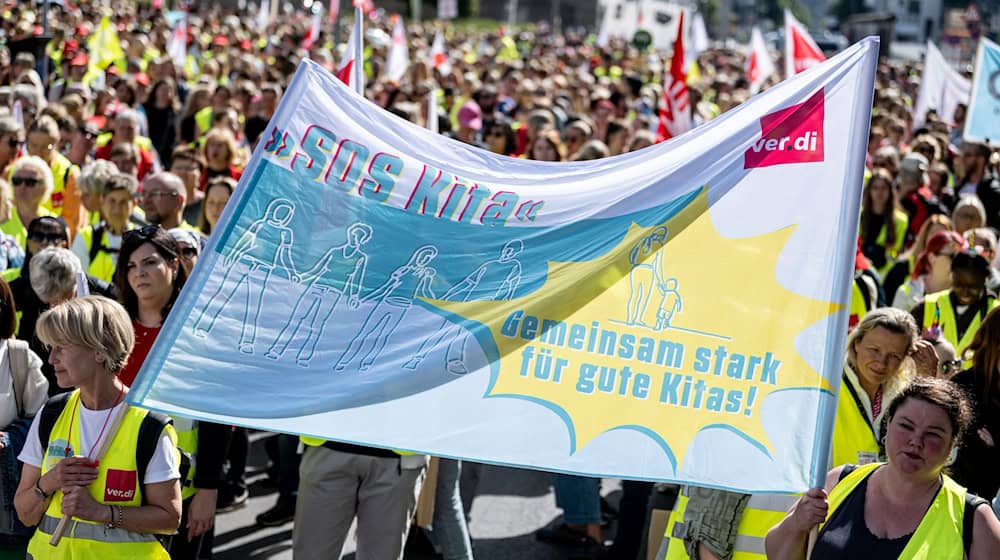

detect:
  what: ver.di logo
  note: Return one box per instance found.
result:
[745,88,826,169]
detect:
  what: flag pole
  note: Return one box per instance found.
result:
[353,6,364,95]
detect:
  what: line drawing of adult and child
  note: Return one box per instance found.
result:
[625,226,683,331]
[266,222,372,367]
[404,239,524,375]
[193,198,298,354]
[334,245,439,372]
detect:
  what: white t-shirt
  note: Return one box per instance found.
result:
[0,341,49,429]
[18,399,180,484]
[71,229,123,273]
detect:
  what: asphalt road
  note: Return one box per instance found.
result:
[212,432,627,560]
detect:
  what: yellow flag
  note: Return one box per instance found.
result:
[84,16,125,84]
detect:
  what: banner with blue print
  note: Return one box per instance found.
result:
[128,38,879,493]
[964,38,1000,146]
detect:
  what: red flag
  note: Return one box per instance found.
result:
[657,12,690,141]
[784,9,825,77]
[353,0,375,16]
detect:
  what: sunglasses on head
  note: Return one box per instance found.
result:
[123,224,161,243]
[11,176,41,188]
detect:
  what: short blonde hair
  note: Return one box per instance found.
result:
[846,308,919,387]
[29,247,81,304]
[36,295,135,374]
[10,155,54,202]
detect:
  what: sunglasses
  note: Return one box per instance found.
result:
[179,246,198,258]
[79,129,98,140]
[7,138,23,148]
[11,176,41,188]
[28,231,66,243]
[123,224,161,243]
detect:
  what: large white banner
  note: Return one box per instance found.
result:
[913,41,971,129]
[129,38,879,493]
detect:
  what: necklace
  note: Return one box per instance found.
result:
[64,385,126,458]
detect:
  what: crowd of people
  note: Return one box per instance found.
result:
[0,0,998,559]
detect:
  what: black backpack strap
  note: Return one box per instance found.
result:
[136,411,172,495]
[853,273,874,314]
[88,222,106,265]
[837,464,858,483]
[37,392,72,453]
[964,492,989,555]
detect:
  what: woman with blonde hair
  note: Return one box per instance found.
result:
[13,296,181,559]
[2,156,55,248]
[0,178,25,273]
[199,128,243,190]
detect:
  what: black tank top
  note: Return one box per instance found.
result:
[811,470,921,559]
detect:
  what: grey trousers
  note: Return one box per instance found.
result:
[292,446,427,560]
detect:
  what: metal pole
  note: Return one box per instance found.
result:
[41,0,50,87]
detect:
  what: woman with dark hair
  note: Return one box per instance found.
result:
[767,377,1000,559]
[483,118,517,157]
[526,129,565,162]
[143,78,180,169]
[910,249,999,355]
[860,169,909,277]
[113,225,187,387]
[198,177,235,236]
[951,307,1000,501]
[112,224,230,559]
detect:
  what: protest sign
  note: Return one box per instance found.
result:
[964,38,1000,146]
[129,38,879,493]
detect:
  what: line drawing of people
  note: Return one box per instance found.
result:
[334,244,438,372]
[625,226,668,326]
[654,278,683,331]
[266,222,372,367]
[405,239,524,375]
[192,198,298,354]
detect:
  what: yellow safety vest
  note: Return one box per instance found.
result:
[831,373,881,468]
[42,153,77,217]
[868,209,909,277]
[660,492,797,559]
[27,390,175,559]
[922,290,998,357]
[171,416,199,500]
[95,133,154,153]
[658,371,881,560]
[820,462,965,558]
[78,221,139,283]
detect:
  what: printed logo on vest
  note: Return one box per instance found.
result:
[50,191,64,209]
[104,469,137,502]
[744,89,825,169]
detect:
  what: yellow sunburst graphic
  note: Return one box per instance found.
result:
[426,188,839,470]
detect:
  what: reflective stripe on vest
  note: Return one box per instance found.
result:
[922,290,998,358]
[27,390,174,560]
[657,491,797,559]
[820,462,966,558]
[831,374,880,468]
[35,514,160,544]
[172,415,199,500]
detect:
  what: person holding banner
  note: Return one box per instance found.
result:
[663,309,937,560]
[13,295,182,559]
[113,224,229,558]
[765,377,1000,559]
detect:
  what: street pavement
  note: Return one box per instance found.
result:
[213,432,624,559]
